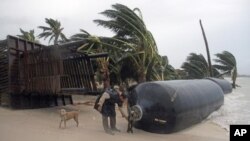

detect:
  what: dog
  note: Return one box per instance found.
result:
[59,109,79,129]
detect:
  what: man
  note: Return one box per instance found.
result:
[97,85,127,135]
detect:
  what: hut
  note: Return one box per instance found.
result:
[0,35,107,108]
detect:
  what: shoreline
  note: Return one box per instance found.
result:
[0,95,228,141]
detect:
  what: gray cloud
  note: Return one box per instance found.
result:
[1,0,249,75]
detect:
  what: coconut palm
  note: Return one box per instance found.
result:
[17,28,40,43]
[38,18,67,45]
[72,28,137,88]
[147,55,177,81]
[159,56,178,80]
[181,53,219,79]
[94,3,159,83]
[71,29,91,41]
[199,20,213,77]
[181,53,209,79]
[119,57,139,84]
[214,51,237,88]
[73,30,112,89]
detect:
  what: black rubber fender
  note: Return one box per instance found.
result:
[128,79,230,133]
[206,77,232,94]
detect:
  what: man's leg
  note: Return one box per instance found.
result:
[110,116,120,132]
[102,115,114,135]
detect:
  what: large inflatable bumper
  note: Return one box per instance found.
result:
[128,78,232,133]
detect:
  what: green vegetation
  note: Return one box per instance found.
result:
[38,18,67,45]
[72,30,111,88]
[94,4,160,83]
[181,51,237,87]
[17,28,39,43]
[214,51,237,88]
[181,53,219,79]
[14,3,237,87]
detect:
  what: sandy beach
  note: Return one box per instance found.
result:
[0,95,228,141]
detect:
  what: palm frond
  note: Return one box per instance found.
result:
[38,18,66,45]
[214,51,237,88]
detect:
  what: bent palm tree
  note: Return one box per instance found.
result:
[199,20,213,77]
[71,29,91,41]
[147,55,177,81]
[94,3,159,83]
[38,18,67,45]
[159,56,177,80]
[17,28,40,43]
[73,30,111,89]
[214,51,237,88]
[181,53,219,79]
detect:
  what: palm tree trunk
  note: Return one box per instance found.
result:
[138,69,146,83]
[103,70,110,89]
[138,73,146,83]
[161,66,165,80]
[54,35,59,45]
[199,19,213,77]
[101,62,110,89]
[232,67,237,88]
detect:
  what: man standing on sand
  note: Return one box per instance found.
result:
[96,85,127,135]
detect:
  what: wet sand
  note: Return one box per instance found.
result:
[0,95,228,141]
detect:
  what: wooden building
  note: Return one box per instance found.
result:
[0,35,107,108]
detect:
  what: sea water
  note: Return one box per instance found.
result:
[208,77,250,131]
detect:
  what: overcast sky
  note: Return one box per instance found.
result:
[1,0,249,75]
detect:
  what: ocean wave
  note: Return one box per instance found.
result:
[208,77,250,131]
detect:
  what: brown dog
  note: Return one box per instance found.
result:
[59,109,79,129]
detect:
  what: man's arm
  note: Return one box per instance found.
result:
[97,92,110,111]
[118,106,128,120]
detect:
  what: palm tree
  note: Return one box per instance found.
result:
[71,29,91,41]
[214,51,237,88]
[17,28,40,43]
[199,20,213,77]
[73,30,111,89]
[94,3,159,83]
[38,18,67,45]
[72,29,137,88]
[159,56,177,80]
[147,55,177,81]
[181,53,219,79]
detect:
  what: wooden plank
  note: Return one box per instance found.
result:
[87,58,97,91]
[78,59,88,89]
